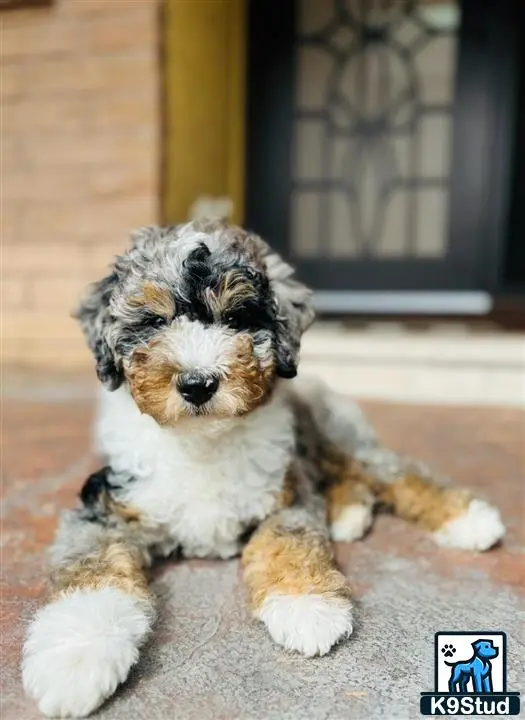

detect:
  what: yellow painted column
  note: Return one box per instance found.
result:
[162,0,246,225]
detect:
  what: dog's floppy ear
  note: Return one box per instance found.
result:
[74,271,123,390]
[258,242,315,379]
[74,226,166,389]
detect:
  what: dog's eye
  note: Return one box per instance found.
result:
[142,314,167,329]
[224,313,240,328]
[224,303,269,331]
[151,315,167,328]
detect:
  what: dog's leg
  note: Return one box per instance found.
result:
[242,507,353,657]
[325,463,376,542]
[368,465,505,552]
[294,376,504,552]
[22,507,156,718]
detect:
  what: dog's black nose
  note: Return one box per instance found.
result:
[177,372,219,406]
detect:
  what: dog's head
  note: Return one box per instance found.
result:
[472,640,498,660]
[75,221,314,425]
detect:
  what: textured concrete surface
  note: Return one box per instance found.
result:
[2,382,524,719]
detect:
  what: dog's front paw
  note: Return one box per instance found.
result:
[432,499,505,552]
[257,593,353,657]
[22,587,153,718]
[330,503,374,542]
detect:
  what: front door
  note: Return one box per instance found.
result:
[245,0,502,299]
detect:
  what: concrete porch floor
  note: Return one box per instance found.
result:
[2,374,524,720]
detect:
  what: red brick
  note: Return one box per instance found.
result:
[2,0,160,368]
[8,195,155,252]
[20,126,156,168]
[1,199,23,245]
[23,53,155,98]
[3,310,80,341]
[0,279,28,309]
[0,16,80,60]
[2,336,92,368]
[84,240,131,276]
[5,97,90,135]
[0,64,26,101]
[89,89,158,131]
[85,8,157,54]
[86,157,157,198]
[16,200,98,243]
[88,53,158,94]
[0,212,18,246]
[31,277,84,312]
[72,195,158,247]
[26,56,105,95]
[6,167,88,201]
[60,0,158,18]
[4,242,84,273]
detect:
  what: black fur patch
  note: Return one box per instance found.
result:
[80,466,113,507]
[94,340,122,390]
[275,320,298,378]
[80,466,134,508]
[175,248,279,335]
[75,272,124,390]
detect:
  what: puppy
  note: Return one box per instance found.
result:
[22,221,505,718]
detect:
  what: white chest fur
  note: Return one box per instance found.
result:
[95,385,295,558]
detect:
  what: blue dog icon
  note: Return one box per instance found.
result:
[446,639,499,693]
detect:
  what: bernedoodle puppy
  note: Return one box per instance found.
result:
[22,221,505,717]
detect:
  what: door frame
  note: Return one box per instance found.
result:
[452,0,521,296]
[161,0,247,225]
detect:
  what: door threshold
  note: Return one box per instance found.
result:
[313,292,493,315]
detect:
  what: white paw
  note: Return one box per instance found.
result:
[22,587,153,718]
[432,499,505,552]
[257,593,353,657]
[330,504,373,542]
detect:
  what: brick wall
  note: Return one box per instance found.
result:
[2,0,160,370]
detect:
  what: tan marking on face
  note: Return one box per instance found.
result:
[51,542,151,602]
[205,270,257,317]
[242,516,351,610]
[125,341,182,426]
[127,325,275,423]
[130,282,175,319]
[143,282,175,318]
[378,474,472,531]
[221,334,275,415]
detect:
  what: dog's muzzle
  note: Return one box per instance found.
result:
[177,371,219,406]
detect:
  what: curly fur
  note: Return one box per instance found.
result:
[22,221,504,717]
